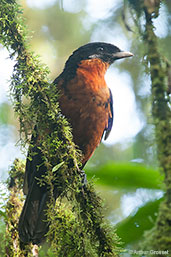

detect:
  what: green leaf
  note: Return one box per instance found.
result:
[116,197,163,245]
[86,162,164,190]
[52,162,64,172]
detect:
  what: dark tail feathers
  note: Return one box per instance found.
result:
[18,179,50,245]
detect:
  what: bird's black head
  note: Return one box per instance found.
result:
[64,42,133,70]
[59,42,133,81]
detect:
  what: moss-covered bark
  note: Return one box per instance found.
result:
[128,1,171,255]
[0,0,121,256]
[142,6,171,254]
[5,159,34,257]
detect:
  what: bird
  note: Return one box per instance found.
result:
[18,42,133,245]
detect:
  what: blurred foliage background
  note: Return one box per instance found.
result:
[0,0,170,255]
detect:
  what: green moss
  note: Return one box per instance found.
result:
[128,1,171,254]
[5,159,33,257]
[141,200,171,256]
[0,0,121,255]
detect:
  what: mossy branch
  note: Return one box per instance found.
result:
[128,0,171,254]
[0,0,121,256]
[143,6,171,195]
[5,159,35,257]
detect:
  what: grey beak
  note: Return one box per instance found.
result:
[113,51,134,60]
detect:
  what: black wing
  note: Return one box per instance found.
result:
[104,88,114,140]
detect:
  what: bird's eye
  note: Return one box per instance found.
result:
[97,47,104,52]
